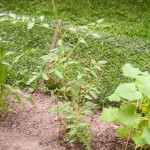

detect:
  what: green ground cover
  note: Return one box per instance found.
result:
[0,0,150,105]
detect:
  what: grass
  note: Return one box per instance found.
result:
[0,0,150,105]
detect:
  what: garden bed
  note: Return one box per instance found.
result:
[0,92,135,150]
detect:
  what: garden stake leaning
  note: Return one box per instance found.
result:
[39,20,62,89]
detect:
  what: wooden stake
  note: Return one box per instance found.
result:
[39,20,62,89]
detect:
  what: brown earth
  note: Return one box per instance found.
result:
[0,92,135,150]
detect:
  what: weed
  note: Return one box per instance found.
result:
[50,101,96,150]
[0,41,34,118]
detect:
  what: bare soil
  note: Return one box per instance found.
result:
[0,92,135,150]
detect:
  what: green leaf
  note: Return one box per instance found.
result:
[85,102,96,107]
[78,122,90,127]
[142,127,150,144]
[100,108,118,122]
[54,70,63,79]
[115,83,142,101]
[41,23,49,28]
[27,22,35,29]
[98,60,107,65]
[133,131,146,148]
[90,70,98,78]
[77,74,83,80]
[89,91,97,99]
[122,64,143,78]
[42,72,49,80]
[84,94,93,100]
[79,38,87,44]
[116,103,141,126]
[26,75,39,85]
[136,75,150,98]
[4,51,15,56]
[70,88,79,98]
[108,93,121,102]
[116,127,130,138]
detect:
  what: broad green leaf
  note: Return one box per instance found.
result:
[27,22,35,29]
[116,103,141,126]
[122,64,149,77]
[108,93,121,102]
[54,70,63,79]
[142,127,150,144]
[116,127,130,138]
[100,108,118,122]
[115,83,142,101]
[122,64,143,78]
[133,131,146,148]
[136,76,150,98]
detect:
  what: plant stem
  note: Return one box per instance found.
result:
[125,129,131,150]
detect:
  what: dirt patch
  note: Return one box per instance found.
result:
[0,93,135,150]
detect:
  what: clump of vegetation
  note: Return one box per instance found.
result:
[100,64,150,149]
[0,41,34,118]
[50,101,96,150]
[45,45,104,149]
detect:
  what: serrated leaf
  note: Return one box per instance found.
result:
[100,108,118,122]
[27,22,35,29]
[54,70,63,79]
[116,127,130,138]
[115,83,142,101]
